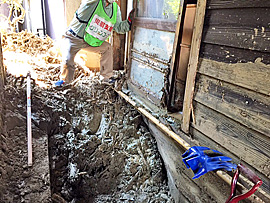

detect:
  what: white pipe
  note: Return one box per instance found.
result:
[27,72,32,166]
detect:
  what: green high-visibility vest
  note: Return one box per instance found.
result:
[84,0,118,47]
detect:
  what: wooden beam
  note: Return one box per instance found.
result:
[203,26,270,53]
[194,74,270,136]
[113,0,127,70]
[198,58,270,96]
[182,0,207,133]
[207,0,270,9]
[200,43,270,64]
[126,0,137,78]
[116,89,270,202]
[116,90,191,151]
[167,0,188,109]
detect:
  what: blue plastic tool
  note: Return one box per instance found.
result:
[54,80,65,87]
[182,146,237,179]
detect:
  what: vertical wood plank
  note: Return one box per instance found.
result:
[126,0,137,78]
[182,0,207,133]
[113,0,127,70]
[124,0,134,68]
[167,0,187,106]
[206,0,270,9]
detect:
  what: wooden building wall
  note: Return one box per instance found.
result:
[191,0,270,201]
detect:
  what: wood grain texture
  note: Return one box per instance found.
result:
[194,74,270,136]
[146,119,232,203]
[207,0,270,9]
[205,8,270,27]
[168,0,188,109]
[127,0,137,78]
[202,7,270,52]
[190,127,270,202]
[202,26,270,52]
[192,102,270,179]
[200,43,270,64]
[198,58,270,96]
[182,0,207,133]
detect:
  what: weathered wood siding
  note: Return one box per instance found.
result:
[144,117,233,203]
[192,0,270,201]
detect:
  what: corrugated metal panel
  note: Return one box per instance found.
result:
[130,27,175,101]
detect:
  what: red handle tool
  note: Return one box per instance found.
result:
[226,164,263,203]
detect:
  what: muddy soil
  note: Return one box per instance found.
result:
[0,33,174,202]
[44,79,174,203]
[0,76,51,202]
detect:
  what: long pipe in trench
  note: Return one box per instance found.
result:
[27,72,32,166]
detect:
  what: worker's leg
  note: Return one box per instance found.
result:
[60,32,85,83]
[82,41,113,79]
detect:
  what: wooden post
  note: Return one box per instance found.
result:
[126,0,137,78]
[182,0,207,133]
[167,0,188,107]
[113,0,127,70]
[0,33,5,88]
[124,0,133,68]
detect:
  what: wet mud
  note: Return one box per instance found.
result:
[0,32,174,202]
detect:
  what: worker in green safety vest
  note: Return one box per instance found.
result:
[55,0,135,87]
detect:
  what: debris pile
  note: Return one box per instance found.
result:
[38,79,174,202]
[0,31,174,202]
[1,30,54,56]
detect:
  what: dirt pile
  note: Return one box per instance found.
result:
[0,31,174,202]
[2,30,54,56]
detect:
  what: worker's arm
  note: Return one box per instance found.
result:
[113,6,132,34]
[68,0,99,38]
[75,0,99,22]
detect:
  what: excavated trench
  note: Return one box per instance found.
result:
[45,78,174,202]
[1,73,174,203]
[0,33,175,202]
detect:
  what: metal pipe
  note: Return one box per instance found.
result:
[41,0,47,36]
[27,72,32,166]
